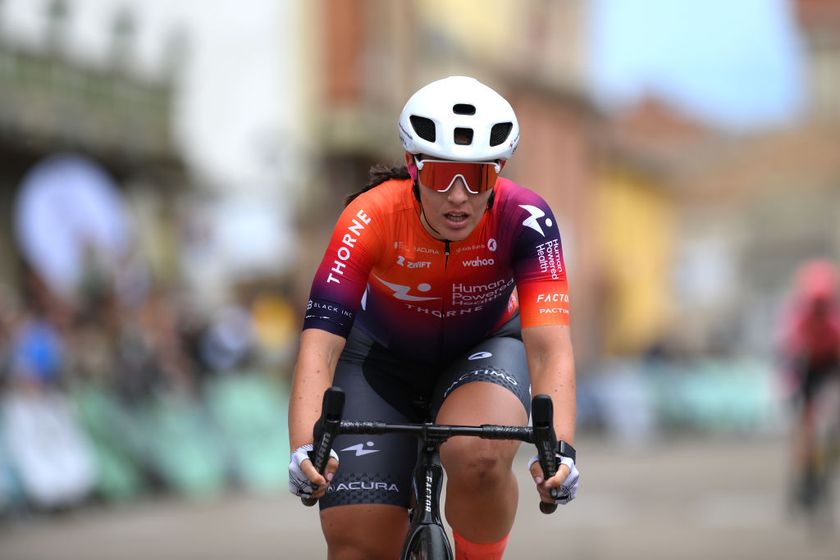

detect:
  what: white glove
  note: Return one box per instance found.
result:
[528,454,579,505]
[288,444,340,498]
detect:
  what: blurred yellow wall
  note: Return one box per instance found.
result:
[596,170,675,355]
[417,0,516,56]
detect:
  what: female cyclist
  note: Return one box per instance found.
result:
[778,259,840,511]
[288,76,579,560]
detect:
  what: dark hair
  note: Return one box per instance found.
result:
[345,164,411,206]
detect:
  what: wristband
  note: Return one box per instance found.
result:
[557,441,576,462]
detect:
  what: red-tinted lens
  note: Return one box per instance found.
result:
[417,160,499,194]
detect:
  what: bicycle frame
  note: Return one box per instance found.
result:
[303,387,562,559]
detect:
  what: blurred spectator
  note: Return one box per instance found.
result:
[0,285,21,390]
[200,304,254,374]
[249,290,297,372]
[113,288,198,405]
[2,275,98,511]
[9,314,64,389]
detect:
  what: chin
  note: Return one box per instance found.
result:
[443,226,474,241]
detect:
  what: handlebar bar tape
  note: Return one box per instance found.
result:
[531,394,559,514]
[301,387,345,507]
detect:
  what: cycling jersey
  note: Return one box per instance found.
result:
[304,177,570,363]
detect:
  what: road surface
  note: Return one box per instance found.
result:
[1,435,838,559]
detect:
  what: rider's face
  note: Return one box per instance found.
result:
[417,178,492,241]
[409,153,493,242]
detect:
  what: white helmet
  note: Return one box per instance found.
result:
[399,76,520,162]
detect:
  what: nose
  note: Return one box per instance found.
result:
[447,177,470,202]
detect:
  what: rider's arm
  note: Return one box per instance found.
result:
[288,328,347,451]
[522,324,576,445]
[290,193,383,451]
[522,323,577,503]
[506,189,574,443]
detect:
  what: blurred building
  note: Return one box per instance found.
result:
[596,98,713,355]
[797,0,840,123]
[596,0,840,358]
[0,1,188,301]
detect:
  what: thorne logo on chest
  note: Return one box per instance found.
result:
[462,256,495,268]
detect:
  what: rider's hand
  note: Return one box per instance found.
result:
[288,444,339,499]
[528,454,579,505]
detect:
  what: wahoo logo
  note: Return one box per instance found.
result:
[519,205,552,237]
[373,275,439,302]
[487,238,498,252]
[463,257,495,268]
[341,441,379,457]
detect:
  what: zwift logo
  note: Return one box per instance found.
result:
[396,256,432,269]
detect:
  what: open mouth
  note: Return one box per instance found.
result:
[444,212,469,224]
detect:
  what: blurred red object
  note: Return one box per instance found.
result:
[794,259,839,304]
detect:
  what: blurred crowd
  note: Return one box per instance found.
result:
[0,262,299,515]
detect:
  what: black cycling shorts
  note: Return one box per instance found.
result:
[795,355,840,405]
[319,316,530,510]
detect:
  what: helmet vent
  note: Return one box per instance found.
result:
[490,122,513,146]
[410,115,436,142]
[454,128,473,145]
[453,103,476,115]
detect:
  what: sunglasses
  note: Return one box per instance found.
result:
[414,157,501,194]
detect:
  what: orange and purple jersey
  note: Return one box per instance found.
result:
[304,178,570,363]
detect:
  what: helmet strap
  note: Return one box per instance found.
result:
[406,155,419,182]
[412,178,421,202]
[419,199,446,239]
[406,153,422,201]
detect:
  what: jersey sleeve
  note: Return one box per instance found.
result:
[303,196,382,337]
[510,196,571,328]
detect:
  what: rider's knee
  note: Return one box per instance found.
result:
[323,540,399,560]
[322,506,406,560]
[442,438,516,486]
[324,528,403,560]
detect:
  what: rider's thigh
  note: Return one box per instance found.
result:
[321,504,408,560]
[436,381,527,480]
[437,378,527,426]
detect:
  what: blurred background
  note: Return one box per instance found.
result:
[0,0,839,558]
